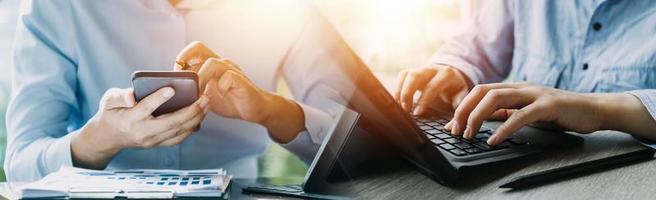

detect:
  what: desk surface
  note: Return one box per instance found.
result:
[326,131,654,199]
[234,131,655,199]
[1,131,653,200]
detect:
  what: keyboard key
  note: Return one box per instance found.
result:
[435,133,450,139]
[425,134,436,139]
[439,143,455,150]
[419,125,432,130]
[474,134,489,139]
[464,148,482,154]
[473,142,492,150]
[461,138,475,144]
[430,138,445,145]
[454,142,473,149]
[490,142,511,150]
[509,137,528,145]
[426,122,440,126]
[432,125,445,130]
[444,138,459,144]
[478,126,493,133]
[436,119,449,124]
[426,129,440,134]
[449,149,467,156]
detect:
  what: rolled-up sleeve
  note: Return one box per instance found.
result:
[424,0,515,85]
[277,9,355,163]
[627,90,656,121]
[280,104,333,164]
[4,0,79,181]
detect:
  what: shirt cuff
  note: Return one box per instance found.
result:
[626,89,656,121]
[43,130,77,174]
[279,103,333,164]
[425,53,484,85]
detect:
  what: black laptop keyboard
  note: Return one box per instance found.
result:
[413,117,527,157]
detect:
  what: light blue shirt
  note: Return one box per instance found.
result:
[5,0,355,181]
[428,0,656,122]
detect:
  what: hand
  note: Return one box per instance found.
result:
[393,65,473,117]
[444,82,656,145]
[72,87,209,169]
[174,41,221,93]
[173,41,306,143]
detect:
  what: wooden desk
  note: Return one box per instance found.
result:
[326,131,654,199]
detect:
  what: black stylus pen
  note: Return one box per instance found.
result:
[499,148,655,189]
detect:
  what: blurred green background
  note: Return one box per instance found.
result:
[0,0,466,181]
[0,0,16,182]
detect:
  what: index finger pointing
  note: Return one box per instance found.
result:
[450,83,522,136]
[487,104,543,145]
[175,41,220,71]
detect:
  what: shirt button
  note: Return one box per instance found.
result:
[593,22,602,31]
[582,63,589,70]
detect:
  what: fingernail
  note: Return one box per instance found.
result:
[464,126,472,139]
[199,97,208,108]
[162,87,175,98]
[487,135,497,145]
[413,106,423,116]
[451,123,459,135]
[188,58,201,67]
[445,121,453,130]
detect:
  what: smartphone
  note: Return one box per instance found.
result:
[132,71,199,116]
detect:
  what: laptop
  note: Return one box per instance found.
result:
[334,50,583,185]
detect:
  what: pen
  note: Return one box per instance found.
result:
[499,147,655,189]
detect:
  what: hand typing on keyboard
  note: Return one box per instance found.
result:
[393,65,473,116]
[395,66,656,149]
[443,83,656,145]
[414,117,522,157]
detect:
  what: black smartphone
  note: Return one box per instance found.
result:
[131,71,199,116]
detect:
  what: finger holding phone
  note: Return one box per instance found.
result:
[71,87,209,169]
[174,41,306,143]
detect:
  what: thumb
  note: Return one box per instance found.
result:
[101,88,136,110]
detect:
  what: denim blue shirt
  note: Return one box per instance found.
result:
[428,0,656,121]
[5,0,354,181]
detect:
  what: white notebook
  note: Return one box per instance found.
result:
[12,166,232,199]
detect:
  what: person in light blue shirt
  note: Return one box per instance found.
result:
[5,0,356,181]
[395,0,656,144]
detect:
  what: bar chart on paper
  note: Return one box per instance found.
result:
[9,167,232,199]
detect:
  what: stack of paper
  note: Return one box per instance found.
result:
[13,166,232,199]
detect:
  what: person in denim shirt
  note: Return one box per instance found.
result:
[395,0,656,145]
